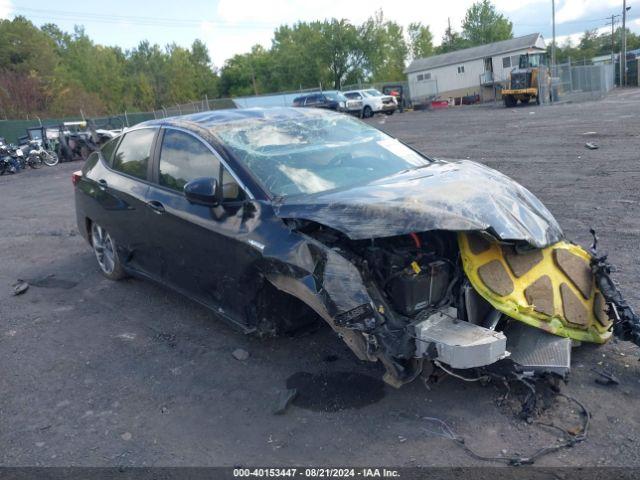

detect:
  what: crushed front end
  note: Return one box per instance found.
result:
[295,223,638,387]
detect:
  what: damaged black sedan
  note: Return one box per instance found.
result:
[74,108,639,387]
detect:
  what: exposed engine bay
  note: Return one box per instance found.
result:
[289,220,638,388]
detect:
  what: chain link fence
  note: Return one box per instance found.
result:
[551,62,615,103]
[0,63,622,143]
[0,97,239,143]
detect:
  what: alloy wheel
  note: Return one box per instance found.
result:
[91,223,116,275]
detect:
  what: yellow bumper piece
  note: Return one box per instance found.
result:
[458,233,612,344]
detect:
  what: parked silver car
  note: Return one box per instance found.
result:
[343,89,397,118]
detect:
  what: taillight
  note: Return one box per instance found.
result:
[72,170,82,187]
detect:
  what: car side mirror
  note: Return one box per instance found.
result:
[184,177,219,207]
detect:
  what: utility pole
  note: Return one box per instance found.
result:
[609,14,616,66]
[447,17,452,50]
[622,0,628,86]
[551,0,556,69]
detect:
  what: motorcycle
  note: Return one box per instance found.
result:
[0,143,19,175]
[8,143,42,171]
[27,139,58,167]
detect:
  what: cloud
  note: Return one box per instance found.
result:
[217,0,474,37]
[199,20,274,67]
[165,0,640,64]
[555,0,626,24]
[554,24,609,46]
[0,0,13,19]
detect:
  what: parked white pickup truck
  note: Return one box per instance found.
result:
[343,89,397,118]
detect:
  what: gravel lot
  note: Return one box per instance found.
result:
[1,88,640,468]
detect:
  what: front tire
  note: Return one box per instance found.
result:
[503,95,516,108]
[91,222,126,280]
[362,106,373,118]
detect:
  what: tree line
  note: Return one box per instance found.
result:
[0,0,634,119]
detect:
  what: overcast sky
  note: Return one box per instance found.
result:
[2,0,639,66]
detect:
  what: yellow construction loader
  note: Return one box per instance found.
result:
[502,52,551,107]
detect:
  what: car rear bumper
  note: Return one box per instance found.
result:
[377,103,397,112]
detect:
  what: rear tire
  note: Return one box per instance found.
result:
[91,222,126,280]
[80,145,90,161]
[28,156,43,169]
[521,98,530,105]
[43,152,59,166]
[362,106,373,118]
[59,144,73,162]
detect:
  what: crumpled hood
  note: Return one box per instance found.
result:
[274,160,563,248]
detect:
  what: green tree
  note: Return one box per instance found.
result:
[127,41,168,109]
[0,16,60,117]
[190,39,219,99]
[437,23,468,53]
[358,11,408,82]
[271,22,329,90]
[461,0,513,46]
[0,16,58,75]
[165,44,198,103]
[219,45,275,97]
[408,22,434,59]
[319,19,360,89]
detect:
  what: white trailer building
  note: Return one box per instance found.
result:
[405,33,546,104]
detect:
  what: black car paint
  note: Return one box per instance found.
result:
[275,160,563,249]
[292,93,344,112]
[76,120,377,338]
[75,108,564,384]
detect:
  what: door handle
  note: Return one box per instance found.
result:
[97,179,108,190]
[146,200,165,214]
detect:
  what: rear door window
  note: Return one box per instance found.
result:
[158,129,221,192]
[112,128,156,180]
[304,95,319,106]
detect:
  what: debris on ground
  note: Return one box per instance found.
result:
[12,280,29,296]
[585,142,599,150]
[232,348,250,361]
[592,368,620,386]
[273,388,298,415]
[421,389,589,466]
[27,274,78,289]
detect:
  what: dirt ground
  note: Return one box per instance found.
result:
[1,88,639,468]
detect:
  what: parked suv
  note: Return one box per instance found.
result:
[292,91,344,111]
[343,89,397,118]
[292,90,363,116]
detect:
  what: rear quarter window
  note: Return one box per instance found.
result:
[99,137,119,166]
[82,151,100,174]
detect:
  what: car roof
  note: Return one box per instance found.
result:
[136,107,342,131]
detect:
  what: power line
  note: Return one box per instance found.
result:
[10,6,280,29]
